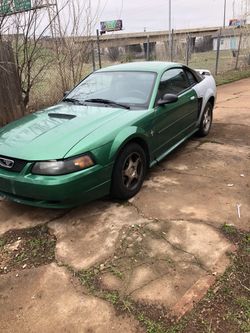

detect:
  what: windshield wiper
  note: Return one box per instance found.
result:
[63,97,85,105]
[84,98,130,110]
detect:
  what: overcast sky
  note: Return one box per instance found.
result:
[88,0,247,32]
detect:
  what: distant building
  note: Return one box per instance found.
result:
[229,19,247,27]
[212,27,250,51]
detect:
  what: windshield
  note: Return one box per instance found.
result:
[65,71,157,110]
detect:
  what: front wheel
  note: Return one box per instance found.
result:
[111,143,147,200]
[197,102,213,137]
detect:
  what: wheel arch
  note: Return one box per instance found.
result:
[109,126,151,168]
[119,137,150,167]
[196,93,215,126]
[207,96,215,108]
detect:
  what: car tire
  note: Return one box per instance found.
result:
[111,143,147,200]
[197,102,213,137]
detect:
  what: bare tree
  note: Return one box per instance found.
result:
[51,0,101,92]
[107,47,120,62]
[0,0,102,110]
[0,0,68,108]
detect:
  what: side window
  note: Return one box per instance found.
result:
[158,68,190,98]
[185,69,198,86]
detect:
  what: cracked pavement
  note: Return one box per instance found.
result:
[0,78,249,332]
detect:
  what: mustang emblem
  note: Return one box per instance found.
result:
[0,157,14,169]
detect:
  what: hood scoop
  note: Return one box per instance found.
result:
[48,113,76,120]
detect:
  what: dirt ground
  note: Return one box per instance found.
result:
[0,78,249,333]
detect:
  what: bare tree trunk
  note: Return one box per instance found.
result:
[0,41,24,125]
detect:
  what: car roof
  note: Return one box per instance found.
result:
[97,61,182,74]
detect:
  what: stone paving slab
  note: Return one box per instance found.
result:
[134,171,249,230]
[96,218,232,311]
[0,201,65,236]
[49,202,150,270]
[0,264,143,333]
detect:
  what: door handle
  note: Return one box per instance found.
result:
[190,96,196,100]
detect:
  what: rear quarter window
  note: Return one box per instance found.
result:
[185,69,198,86]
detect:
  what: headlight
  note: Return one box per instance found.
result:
[32,155,95,175]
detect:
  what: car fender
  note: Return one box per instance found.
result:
[109,126,151,161]
[193,75,217,125]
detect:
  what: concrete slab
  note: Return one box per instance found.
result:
[130,265,204,308]
[166,220,233,273]
[133,134,249,230]
[0,264,142,333]
[133,171,249,229]
[156,141,249,181]
[99,219,232,310]
[0,201,65,236]
[49,202,150,270]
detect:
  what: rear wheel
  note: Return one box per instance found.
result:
[197,102,213,137]
[111,143,146,200]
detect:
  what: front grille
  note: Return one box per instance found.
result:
[0,155,27,173]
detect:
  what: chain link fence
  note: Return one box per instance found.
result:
[95,26,250,76]
[7,26,249,112]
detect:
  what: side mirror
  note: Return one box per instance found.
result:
[63,91,70,97]
[157,93,178,106]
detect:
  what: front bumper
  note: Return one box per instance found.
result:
[0,162,113,208]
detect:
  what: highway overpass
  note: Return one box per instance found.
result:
[74,26,221,48]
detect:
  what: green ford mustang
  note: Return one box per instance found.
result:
[0,62,216,208]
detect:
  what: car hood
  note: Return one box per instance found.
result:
[0,103,126,160]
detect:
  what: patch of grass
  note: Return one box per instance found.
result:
[215,68,250,85]
[165,323,186,333]
[75,224,249,333]
[206,289,215,300]
[77,264,173,332]
[0,225,56,274]
[28,238,47,248]
[121,299,134,313]
[138,313,165,333]
[222,223,238,236]
[236,297,250,314]
[164,256,175,268]
[173,228,250,333]
[78,270,96,290]
[110,266,124,280]
[243,233,250,249]
[103,291,119,305]
[14,252,27,263]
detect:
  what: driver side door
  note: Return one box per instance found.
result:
[153,68,198,159]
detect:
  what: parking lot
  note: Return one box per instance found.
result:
[0,78,249,333]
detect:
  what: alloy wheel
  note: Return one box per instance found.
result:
[203,106,212,132]
[122,152,143,190]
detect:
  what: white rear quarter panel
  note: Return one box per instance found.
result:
[194,75,217,112]
[193,75,216,125]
